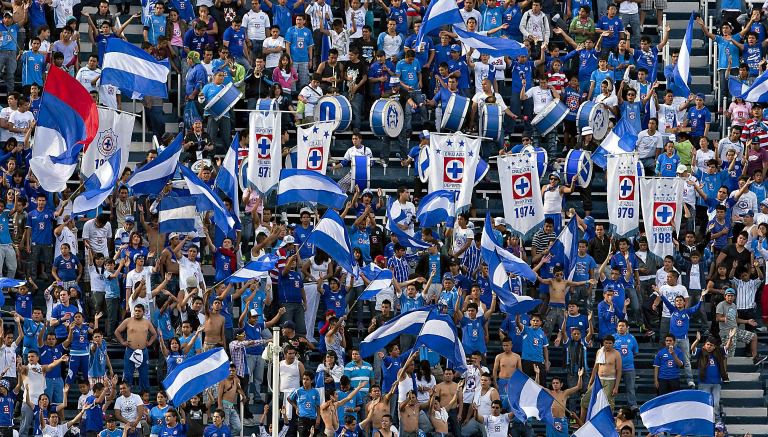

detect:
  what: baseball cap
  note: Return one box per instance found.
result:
[0,380,8,390]
[761,198,768,208]
[696,93,705,100]
[125,216,135,223]
[581,126,593,136]
[724,288,736,295]
[374,255,386,264]
[442,272,454,282]
[362,188,374,197]
[676,164,688,174]
[2,11,12,18]
[740,209,755,217]
[714,422,727,432]
[419,130,430,140]
[450,44,461,52]
[549,172,561,181]
[233,328,245,337]
[281,235,296,246]
[186,277,198,289]
[494,217,505,226]
[669,134,676,143]
[133,253,145,261]
[282,320,296,330]
[299,207,313,215]
[168,232,179,240]
[249,309,258,317]
[389,77,400,85]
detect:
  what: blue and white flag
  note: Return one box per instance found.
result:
[480,213,537,283]
[486,249,541,315]
[158,197,197,234]
[0,278,26,288]
[454,28,528,58]
[102,38,170,99]
[639,390,714,436]
[248,111,282,194]
[639,177,684,259]
[737,68,768,102]
[179,165,236,235]
[670,12,694,98]
[305,210,355,275]
[386,200,431,249]
[427,133,481,213]
[140,0,157,22]
[276,169,347,210]
[297,121,334,174]
[360,306,435,357]
[358,269,394,301]
[350,155,370,192]
[126,133,183,195]
[573,407,618,437]
[162,347,230,406]
[214,134,242,227]
[416,190,455,228]
[592,116,639,169]
[506,370,555,425]
[224,255,279,283]
[498,153,544,241]
[606,153,640,238]
[415,0,462,44]
[81,108,135,179]
[412,311,467,372]
[73,149,123,214]
[585,375,615,421]
[549,217,580,277]
[729,77,751,99]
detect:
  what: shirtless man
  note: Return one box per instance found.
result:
[364,384,396,436]
[433,368,461,437]
[539,367,583,437]
[398,389,422,437]
[203,296,226,350]
[492,337,522,410]
[428,381,462,435]
[320,381,367,435]
[535,263,596,334]
[114,304,157,392]
[217,364,246,435]
[580,335,622,422]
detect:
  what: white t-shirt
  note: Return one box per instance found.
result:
[82,219,112,257]
[635,129,663,159]
[126,268,153,319]
[731,190,758,222]
[618,0,639,14]
[98,84,121,110]
[389,200,416,235]
[88,264,108,292]
[346,7,366,39]
[658,283,688,318]
[50,0,78,28]
[484,414,512,437]
[0,106,15,142]
[42,424,69,437]
[7,110,35,142]
[114,393,143,423]
[54,226,78,260]
[179,257,205,291]
[473,387,496,417]
[263,36,285,69]
[472,62,494,94]
[76,67,101,93]
[299,84,323,115]
[525,86,554,114]
[242,10,270,41]
[471,91,509,112]
[452,227,474,260]
[461,365,489,402]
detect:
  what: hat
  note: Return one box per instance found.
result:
[187,51,201,64]
[281,235,296,246]
[761,199,768,208]
[374,255,386,264]
[168,232,179,240]
[282,320,296,330]
[105,414,116,422]
[581,126,593,136]
[740,209,755,217]
[133,253,145,261]
[442,272,454,282]
[714,422,727,432]
[676,164,688,174]
[419,130,430,140]
[724,288,736,295]
[362,188,374,197]
[389,77,400,85]
[66,15,77,22]
[0,380,8,390]
[125,216,135,223]
[299,207,313,215]
[186,276,198,289]
[696,93,705,100]
[2,11,12,18]
[234,328,245,337]
[450,44,461,52]
[494,217,505,226]
[669,134,676,143]
[549,172,561,181]
[287,223,296,229]
[249,308,258,317]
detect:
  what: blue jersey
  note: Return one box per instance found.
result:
[656,153,680,177]
[160,424,187,437]
[597,300,619,338]
[602,277,629,313]
[687,107,711,137]
[447,58,470,90]
[321,285,348,317]
[609,251,636,288]
[479,4,503,32]
[83,395,105,432]
[21,51,45,86]
[613,332,639,370]
[405,34,432,67]
[571,254,596,282]
[502,5,523,39]
[288,387,321,419]
[692,348,721,384]
[743,42,763,76]
[0,393,15,426]
[0,23,19,52]
[654,347,684,379]
[461,315,486,354]
[662,296,702,339]
[396,59,421,89]
[27,208,54,245]
[564,314,588,341]
[286,26,313,62]
[595,15,623,48]
[563,87,582,121]
[294,225,315,258]
[15,293,32,318]
[21,319,43,353]
[39,344,65,378]
[622,101,643,133]
[381,355,402,393]
[279,270,304,303]
[272,5,292,36]
[222,26,247,58]
[387,4,408,35]
[510,60,534,93]
[51,303,78,339]
[69,324,90,355]
[213,249,235,283]
[145,14,167,45]
[89,341,108,377]
[53,254,80,282]
[150,405,171,435]
[577,49,599,82]
[203,424,231,437]
[349,227,371,263]
[632,46,658,73]
[521,325,548,363]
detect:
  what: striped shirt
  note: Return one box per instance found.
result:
[731,278,761,310]
[343,360,374,397]
[740,118,768,148]
[388,255,410,283]
[531,230,556,253]
[462,244,482,276]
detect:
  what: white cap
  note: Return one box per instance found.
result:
[494,217,505,226]
[581,126,593,136]
[281,235,296,246]
[389,77,400,85]
[676,164,688,174]
[168,232,179,240]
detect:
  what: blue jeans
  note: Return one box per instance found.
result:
[622,369,637,407]
[123,348,149,392]
[699,383,722,419]
[0,50,17,94]
[45,377,64,404]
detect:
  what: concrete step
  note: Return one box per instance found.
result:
[726,424,768,436]
[728,372,761,382]
[724,407,768,417]
[721,389,764,398]
[664,2,702,13]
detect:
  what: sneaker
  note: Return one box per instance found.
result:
[687,381,696,388]
[756,326,767,333]
[753,355,767,365]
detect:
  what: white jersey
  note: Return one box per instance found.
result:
[484,414,512,437]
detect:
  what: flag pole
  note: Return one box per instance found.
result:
[96,105,142,117]
[271,326,280,437]
[65,183,86,203]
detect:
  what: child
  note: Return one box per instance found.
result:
[88,330,113,390]
[721,148,744,192]
[63,312,102,385]
[728,95,752,127]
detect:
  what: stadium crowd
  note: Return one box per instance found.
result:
[0,0,768,436]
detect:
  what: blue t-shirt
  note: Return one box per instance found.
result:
[743,42,763,76]
[322,285,348,317]
[577,49,599,83]
[614,333,639,370]
[656,153,681,177]
[294,225,315,258]
[692,348,721,384]
[510,60,534,93]
[51,303,78,338]
[447,58,470,90]
[27,208,54,245]
[381,355,402,393]
[288,387,321,419]
[502,5,523,39]
[150,405,171,434]
[602,277,629,314]
[715,34,741,70]
[145,14,167,45]
[21,51,45,86]
[203,424,231,437]
[0,23,19,52]
[521,325,548,363]
[695,169,728,205]
[15,293,32,318]
[622,101,643,133]
[21,319,43,353]
[84,395,104,432]
[69,324,90,355]
[564,314,588,341]
[405,34,433,67]
[349,226,371,263]
[662,296,702,339]
[461,315,486,354]
[590,69,612,88]
[39,344,65,378]
[632,46,658,73]
[387,4,408,35]
[286,26,313,62]
[654,347,684,379]
[609,252,637,287]
[571,254,597,282]
[480,4,503,31]
[396,58,422,89]
[597,300,619,338]
[53,254,80,282]
[596,15,623,47]
[279,270,303,303]
[222,26,247,58]
[160,424,187,437]
[687,107,712,137]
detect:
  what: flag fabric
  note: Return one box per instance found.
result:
[548,217,580,277]
[639,390,715,436]
[592,116,639,168]
[297,121,334,174]
[126,132,183,195]
[412,311,468,372]
[102,38,170,98]
[350,155,370,192]
[416,190,456,228]
[73,150,123,214]
[607,153,640,238]
[386,199,431,249]
[214,134,242,228]
[224,255,279,283]
[585,375,615,422]
[486,249,541,315]
[0,278,26,288]
[497,153,544,241]
[454,28,528,58]
[179,165,236,235]
[729,76,751,99]
[426,133,481,213]
[670,12,694,98]
[30,66,99,192]
[81,108,135,178]
[737,68,768,102]
[162,347,230,406]
[358,269,394,301]
[305,209,355,274]
[158,197,197,233]
[639,177,684,259]
[480,212,537,283]
[416,147,489,188]
[573,407,619,437]
[140,0,158,22]
[456,134,481,213]
[248,111,282,194]
[415,0,462,44]
[276,169,347,210]
[360,306,435,357]
[506,370,555,425]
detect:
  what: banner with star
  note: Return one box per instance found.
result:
[297,121,335,174]
[248,111,282,194]
[498,152,544,242]
[639,177,683,259]
[81,107,134,178]
[426,132,481,213]
[607,153,640,238]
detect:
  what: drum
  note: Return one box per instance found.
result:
[522,145,548,179]
[441,94,470,132]
[370,98,404,138]
[564,149,593,188]
[531,100,568,136]
[255,98,277,112]
[479,103,503,143]
[314,95,352,132]
[576,101,610,141]
[204,82,242,120]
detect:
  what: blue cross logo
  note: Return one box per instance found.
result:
[620,179,633,197]
[446,160,463,180]
[257,138,270,157]
[655,205,673,224]
[515,178,529,194]
[308,149,323,168]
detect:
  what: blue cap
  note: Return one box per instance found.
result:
[696,93,705,99]
[740,209,754,217]
[724,288,736,295]
[419,130,430,140]
[442,272,454,282]
[450,44,461,52]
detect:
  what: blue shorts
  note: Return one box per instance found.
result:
[546,416,569,437]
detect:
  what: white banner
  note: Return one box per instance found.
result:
[639,177,684,259]
[607,153,640,238]
[426,133,481,212]
[81,108,134,178]
[498,153,544,241]
[296,121,334,174]
[248,112,282,194]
